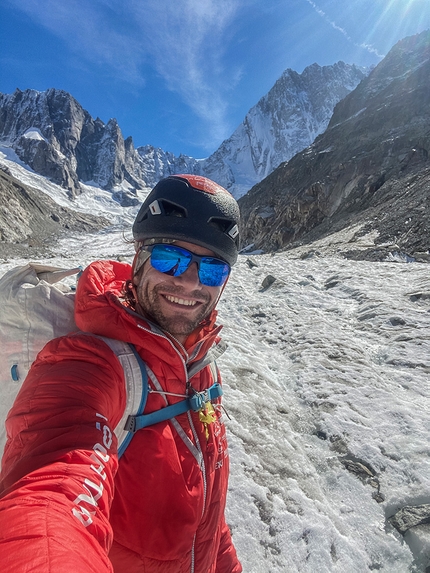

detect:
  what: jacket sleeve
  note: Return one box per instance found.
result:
[0,335,127,573]
[215,517,243,573]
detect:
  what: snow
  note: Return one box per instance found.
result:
[0,182,429,571]
[0,148,145,224]
[0,145,72,206]
[220,252,429,572]
[23,127,49,143]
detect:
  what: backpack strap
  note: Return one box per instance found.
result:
[123,382,223,433]
[94,337,222,451]
[95,337,148,458]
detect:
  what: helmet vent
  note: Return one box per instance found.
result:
[208,217,233,233]
[228,224,239,239]
[160,199,187,218]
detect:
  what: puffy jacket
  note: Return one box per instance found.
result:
[0,260,242,573]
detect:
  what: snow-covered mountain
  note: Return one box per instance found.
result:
[0,62,366,200]
[0,88,147,200]
[239,31,430,260]
[136,145,201,187]
[201,62,366,197]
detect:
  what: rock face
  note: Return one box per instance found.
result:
[0,166,107,258]
[136,145,200,189]
[202,62,366,197]
[238,31,430,259]
[0,89,146,199]
[0,62,365,200]
[389,504,430,534]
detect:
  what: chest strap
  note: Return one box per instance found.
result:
[124,382,223,433]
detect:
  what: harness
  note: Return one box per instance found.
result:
[98,338,223,458]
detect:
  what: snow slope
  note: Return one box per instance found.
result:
[221,251,429,572]
[1,222,429,572]
[0,145,147,223]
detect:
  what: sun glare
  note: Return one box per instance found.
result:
[356,0,430,62]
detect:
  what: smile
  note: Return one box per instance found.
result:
[164,295,198,307]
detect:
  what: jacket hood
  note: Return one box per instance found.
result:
[74,260,222,364]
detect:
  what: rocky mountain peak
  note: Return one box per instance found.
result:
[328,31,430,129]
[0,61,366,201]
[238,30,430,260]
[0,88,144,199]
[201,62,367,197]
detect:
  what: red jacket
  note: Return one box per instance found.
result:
[0,260,242,573]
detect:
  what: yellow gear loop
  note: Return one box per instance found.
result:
[199,402,217,440]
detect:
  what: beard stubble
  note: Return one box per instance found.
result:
[136,281,215,339]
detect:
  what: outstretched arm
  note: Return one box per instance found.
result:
[0,335,126,573]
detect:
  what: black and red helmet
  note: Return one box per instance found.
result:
[132,175,240,266]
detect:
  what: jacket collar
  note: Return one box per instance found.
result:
[75,260,223,366]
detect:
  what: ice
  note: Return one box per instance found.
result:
[218,253,429,572]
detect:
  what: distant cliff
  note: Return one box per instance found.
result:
[0,62,365,200]
[201,62,366,197]
[238,31,430,260]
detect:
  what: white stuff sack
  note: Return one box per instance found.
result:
[0,263,81,451]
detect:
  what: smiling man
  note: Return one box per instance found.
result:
[0,175,242,573]
[133,240,226,341]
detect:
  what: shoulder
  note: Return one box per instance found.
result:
[77,260,132,299]
[19,333,127,421]
[38,332,126,369]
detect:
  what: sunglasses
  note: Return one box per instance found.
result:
[142,244,230,287]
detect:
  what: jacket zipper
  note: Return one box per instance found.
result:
[136,321,212,572]
[187,409,206,573]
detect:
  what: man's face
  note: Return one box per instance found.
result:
[133,241,224,343]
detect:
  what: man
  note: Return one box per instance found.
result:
[0,175,242,572]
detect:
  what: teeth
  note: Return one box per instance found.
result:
[165,295,197,306]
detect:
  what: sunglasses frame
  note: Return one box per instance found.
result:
[142,244,231,287]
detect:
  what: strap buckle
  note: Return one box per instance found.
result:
[189,383,223,412]
[124,415,137,433]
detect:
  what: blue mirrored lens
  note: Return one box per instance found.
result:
[150,245,191,276]
[149,245,230,287]
[199,258,230,287]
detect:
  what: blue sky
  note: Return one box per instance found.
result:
[1,0,430,159]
